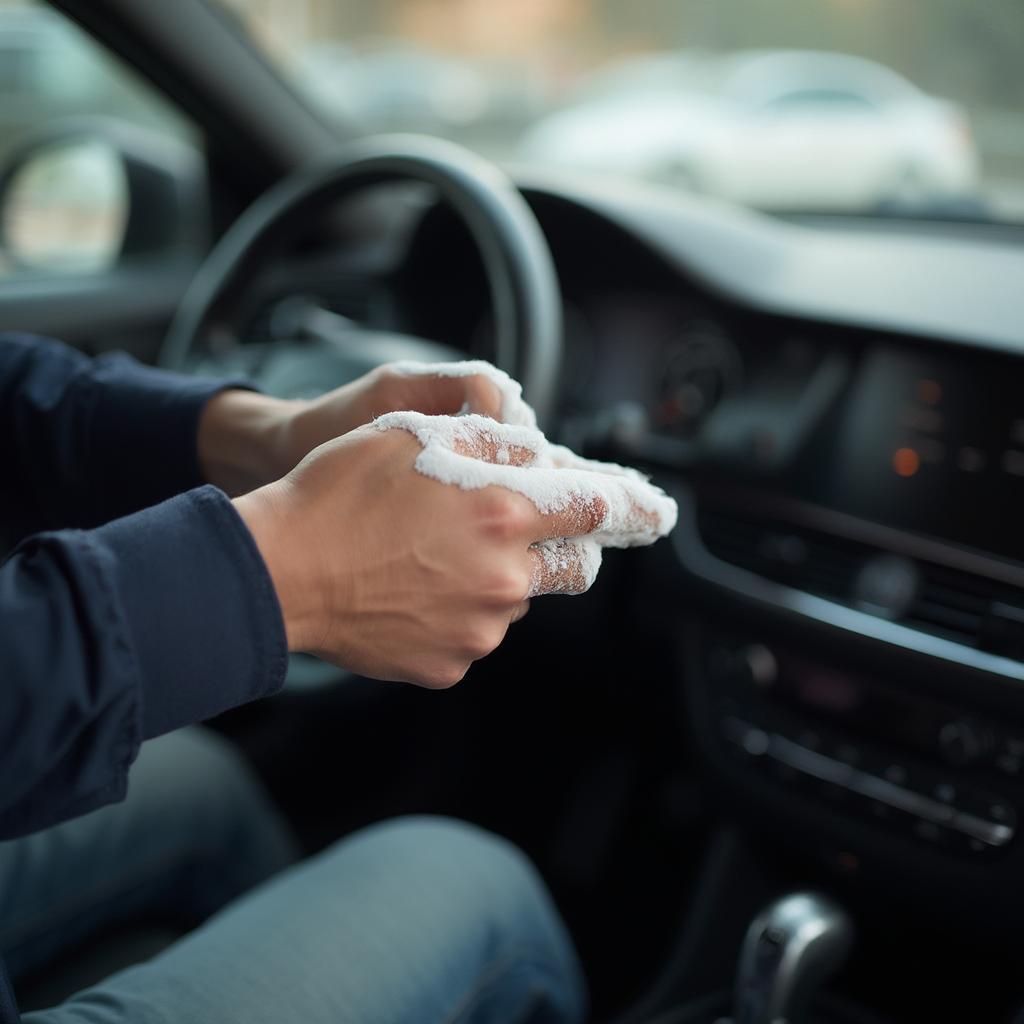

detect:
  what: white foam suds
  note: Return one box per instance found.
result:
[373,397,677,598]
[373,411,676,546]
[530,537,604,597]
[375,359,677,596]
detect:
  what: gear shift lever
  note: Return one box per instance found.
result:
[732,892,853,1024]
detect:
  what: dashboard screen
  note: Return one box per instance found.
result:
[798,345,1024,562]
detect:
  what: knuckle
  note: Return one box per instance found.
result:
[419,661,467,690]
[479,492,532,539]
[486,568,531,605]
[369,364,398,391]
[463,622,503,661]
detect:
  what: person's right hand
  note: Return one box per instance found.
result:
[233,422,609,688]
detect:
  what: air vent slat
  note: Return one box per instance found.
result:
[697,501,1024,665]
[907,600,985,634]
[917,581,990,615]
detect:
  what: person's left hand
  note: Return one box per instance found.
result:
[198,363,505,495]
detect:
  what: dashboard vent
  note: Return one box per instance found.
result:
[697,503,1024,662]
[698,506,861,602]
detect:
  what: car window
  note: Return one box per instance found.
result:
[0,0,197,278]
[221,0,1024,225]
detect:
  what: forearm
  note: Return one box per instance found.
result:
[197,389,301,496]
[0,486,288,839]
[0,334,251,538]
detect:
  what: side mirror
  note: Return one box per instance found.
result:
[0,119,205,275]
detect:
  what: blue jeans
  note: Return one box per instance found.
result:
[0,729,587,1023]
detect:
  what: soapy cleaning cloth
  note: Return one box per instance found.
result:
[376,360,678,596]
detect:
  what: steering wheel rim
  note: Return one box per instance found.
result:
[160,134,562,427]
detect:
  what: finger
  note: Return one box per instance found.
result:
[451,425,537,467]
[510,599,531,623]
[532,492,609,540]
[460,374,504,419]
[528,469,677,546]
[371,410,678,547]
[544,443,649,482]
[400,373,503,420]
[385,360,536,425]
[528,539,603,596]
[374,411,544,467]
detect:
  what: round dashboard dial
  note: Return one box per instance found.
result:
[655,318,743,436]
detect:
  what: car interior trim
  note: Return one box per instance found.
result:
[696,484,1024,591]
[672,485,1024,683]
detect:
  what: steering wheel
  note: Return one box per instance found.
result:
[160,134,562,427]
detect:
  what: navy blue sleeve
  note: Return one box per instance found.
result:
[0,485,288,840]
[0,333,247,541]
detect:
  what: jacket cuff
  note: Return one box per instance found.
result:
[91,485,288,737]
[89,352,254,519]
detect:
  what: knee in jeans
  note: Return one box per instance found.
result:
[330,816,563,945]
[329,816,588,1021]
[350,815,537,886]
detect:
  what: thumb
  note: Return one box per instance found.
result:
[386,360,535,425]
[392,370,503,419]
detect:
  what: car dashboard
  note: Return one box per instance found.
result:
[239,172,1024,937]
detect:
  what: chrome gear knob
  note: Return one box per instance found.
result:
[732,892,854,1024]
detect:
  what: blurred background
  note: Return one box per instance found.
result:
[0,0,1022,231]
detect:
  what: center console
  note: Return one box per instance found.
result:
[707,633,1018,859]
[674,485,1024,935]
[645,323,1024,934]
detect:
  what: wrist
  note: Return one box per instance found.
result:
[198,389,303,495]
[233,482,323,652]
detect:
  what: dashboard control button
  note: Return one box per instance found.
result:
[938,719,993,767]
[1003,735,1024,758]
[741,644,777,688]
[989,801,1014,824]
[994,734,1024,776]
[742,728,770,757]
[721,716,770,757]
[854,555,920,619]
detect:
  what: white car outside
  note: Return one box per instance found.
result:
[520,50,980,212]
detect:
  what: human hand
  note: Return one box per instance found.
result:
[198,360,521,496]
[234,424,593,686]
[233,414,674,688]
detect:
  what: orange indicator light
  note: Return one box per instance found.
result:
[892,447,920,477]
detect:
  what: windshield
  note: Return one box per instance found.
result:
[224,0,1023,223]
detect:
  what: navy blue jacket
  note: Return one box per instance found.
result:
[0,335,288,1021]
